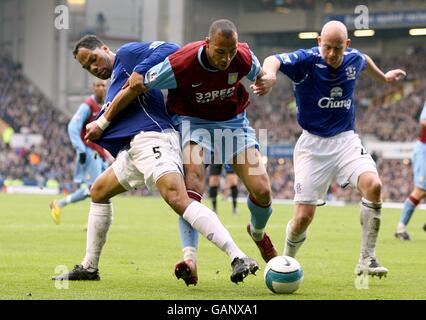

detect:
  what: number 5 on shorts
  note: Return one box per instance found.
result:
[153,146,162,159]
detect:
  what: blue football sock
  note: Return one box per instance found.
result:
[70,187,90,203]
[247,195,272,239]
[178,216,199,250]
[400,197,418,226]
[58,187,90,208]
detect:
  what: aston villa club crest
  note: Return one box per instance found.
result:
[228,72,238,85]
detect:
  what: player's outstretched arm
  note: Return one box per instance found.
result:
[68,103,90,151]
[364,54,406,84]
[85,81,144,141]
[251,55,281,96]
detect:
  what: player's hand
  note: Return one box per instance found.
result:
[250,73,276,96]
[78,152,87,165]
[85,121,103,141]
[385,69,406,83]
[122,71,148,94]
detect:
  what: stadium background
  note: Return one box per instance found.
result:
[0,0,425,204]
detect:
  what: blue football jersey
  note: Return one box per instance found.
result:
[96,41,180,157]
[275,47,367,137]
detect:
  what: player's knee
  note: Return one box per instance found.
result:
[164,191,189,215]
[160,182,190,214]
[185,171,205,194]
[250,181,272,204]
[90,183,108,203]
[363,178,382,199]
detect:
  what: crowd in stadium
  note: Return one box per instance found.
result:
[0,54,75,191]
[0,46,424,202]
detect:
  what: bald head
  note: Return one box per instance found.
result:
[321,20,348,40]
[318,20,351,68]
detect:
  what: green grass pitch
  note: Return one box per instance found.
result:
[0,193,425,300]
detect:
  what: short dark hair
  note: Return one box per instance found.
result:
[208,19,237,39]
[72,34,105,58]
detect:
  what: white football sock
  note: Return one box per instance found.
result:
[182,246,197,262]
[360,198,381,261]
[182,201,245,261]
[249,223,265,241]
[396,222,406,233]
[81,202,113,270]
[283,220,306,258]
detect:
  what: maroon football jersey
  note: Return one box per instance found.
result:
[167,41,253,121]
[81,97,106,160]
[419,126,426,143]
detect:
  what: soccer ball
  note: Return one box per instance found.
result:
[264,255,304,294]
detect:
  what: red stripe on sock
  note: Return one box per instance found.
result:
[249,194,271,208]
[408,195,420,206]
[187,190,202,202]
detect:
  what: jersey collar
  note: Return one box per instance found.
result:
[197,46,219,72]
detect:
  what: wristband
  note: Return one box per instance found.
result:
[95,115,110,131]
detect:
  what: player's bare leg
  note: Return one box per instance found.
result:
[232,147,278,262]
[395,187,426,240]
[52,167,126,280]
[174,142,205,285]
[356,171,388,278]
[284,204,315,258]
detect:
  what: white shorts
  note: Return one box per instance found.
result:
[112,130,183,191]
[293,130,377,204]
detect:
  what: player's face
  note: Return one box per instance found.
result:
[318,36,350,69]
[206,33,238,71]
[92,80,107,100]
[76,46,113,80]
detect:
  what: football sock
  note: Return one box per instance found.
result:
[182,201,246,261]
[247,194,272,241]
[398,196,419,229]
[182,246,197,263]
[58,187,90,208]
[177,190,201,260]
[209,186,218,212]
[81,202,113,270]
[178,216,199,252]
[284,220,306,257]
[231,186,238,211]
[360,198,382,261]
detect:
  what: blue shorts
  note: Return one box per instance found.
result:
[172,111,259,164]
[210,163,235,175]
[224,164,234,174]
[73,149,105,185]
[412,141,426,190]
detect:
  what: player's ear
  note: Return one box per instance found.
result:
[101,45,110,53]
[317,36,321,46]
[346,38,352,48]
